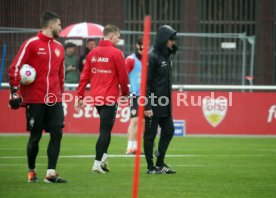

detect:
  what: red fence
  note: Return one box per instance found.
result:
[0,90,275,135]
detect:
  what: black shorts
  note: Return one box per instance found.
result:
[26,102,64,132]
[130,96,139,118]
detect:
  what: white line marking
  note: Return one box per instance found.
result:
[0,154,275,159]
[0,163,204,167]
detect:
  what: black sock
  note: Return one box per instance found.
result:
[47,127,62,169]
[27,131,42,169]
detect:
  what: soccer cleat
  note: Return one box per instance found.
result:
[126,149,144,155]
[146,166,161,174]
[44,174,68,183]
[27,170,38,183]
[101,162,110,172]
[126,149,135,155]
[156,164,176,174]
[92,164,106,174]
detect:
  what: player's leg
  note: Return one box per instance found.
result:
[26,104,45,182]
[156,116,176,174]
[47,126,62,170]
[126,97,139,154]
[93,104,117,173]
[44,102,67,183]
[143,116,159,173]
[126,117,138,154]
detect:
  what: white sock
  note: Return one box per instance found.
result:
[93,160,101,168]
[133,141,137,150]
[101,153,108,163]
[127,141,133,150]
[46,169,56,176]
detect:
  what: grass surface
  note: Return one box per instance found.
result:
[0,134,275,198]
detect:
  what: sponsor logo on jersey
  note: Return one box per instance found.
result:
[202,97,228,127]
[91,57,109,63]
[98,57,109,62]
[91,56,97,63]
[91,68,112,74]
[37,52,47,55]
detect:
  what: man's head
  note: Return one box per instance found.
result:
[86,39,97,50]
[103,24,120,47]
[166,33,177,50]
[154,25,178,54]
[41,11,61,38]
[136,37,143,55]
[64,42,76,55]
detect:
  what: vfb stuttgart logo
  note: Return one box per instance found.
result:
[202,97,228,127]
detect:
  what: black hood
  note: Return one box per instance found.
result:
[154,25,177,51]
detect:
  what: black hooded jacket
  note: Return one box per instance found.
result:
[146,25,177,117]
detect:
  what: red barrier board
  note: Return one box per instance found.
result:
[0,90,276,135]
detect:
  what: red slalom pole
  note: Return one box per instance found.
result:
[132,16,151,198]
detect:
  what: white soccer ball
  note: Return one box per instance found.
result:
[20,64,36,85]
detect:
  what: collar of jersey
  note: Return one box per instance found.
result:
[37,31,54,42]
[99,40,114,47]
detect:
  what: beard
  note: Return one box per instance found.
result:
[170,44,178,54]
[52,29,59,38]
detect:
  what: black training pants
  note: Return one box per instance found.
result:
[26,103,64,169]
[95,104,117,161]
[143,116,175,169]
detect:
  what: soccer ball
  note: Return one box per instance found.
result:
[20,64,36,85]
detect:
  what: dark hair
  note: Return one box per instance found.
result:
[41,11,60,28]
[87,38,96,43]
[103,24,120,37]
[136,36,143,45]
[64,42,76,49]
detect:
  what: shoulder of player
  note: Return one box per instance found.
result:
[112,48,125,58]
[126,55,135,61]
[53,39,63,47]
[149,51,158,62]
[22,36,40,48]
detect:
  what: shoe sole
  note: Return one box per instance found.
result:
[92,169,106,174]
[44,178,53,183]
[27,179,38,183]
[43,178,68,183]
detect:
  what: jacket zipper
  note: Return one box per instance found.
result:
[47,40,51,100]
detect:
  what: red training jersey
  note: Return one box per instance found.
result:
[8,31,64,104]
[77,40,129,105]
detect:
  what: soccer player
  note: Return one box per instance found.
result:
[8,11,68,183]
[125,37,143,155]
[144,25,178,174]
[76,24,129,173]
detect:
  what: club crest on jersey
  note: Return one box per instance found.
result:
[131,109,137,116]
[202,97,228,127]
[55,49,60,57]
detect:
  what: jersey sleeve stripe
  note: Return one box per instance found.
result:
[14,36,39,78]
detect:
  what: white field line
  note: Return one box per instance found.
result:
[0,163,204,167]
[0,133,276,138]
[0,154,275,159]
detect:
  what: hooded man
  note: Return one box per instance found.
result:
[144,25,178,174]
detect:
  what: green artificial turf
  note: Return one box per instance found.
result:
[0,134,275,198]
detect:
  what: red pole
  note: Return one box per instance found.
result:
[132,16,151,198]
